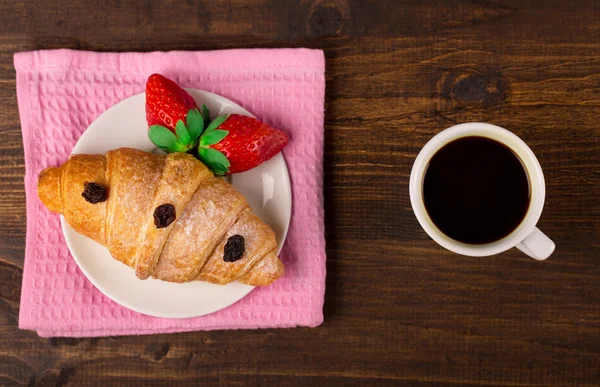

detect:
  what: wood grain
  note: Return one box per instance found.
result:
[1,0,599,385]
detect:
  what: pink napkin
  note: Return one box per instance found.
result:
[15,49,326,337]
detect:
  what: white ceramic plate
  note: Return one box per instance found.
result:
[62,89,291,318]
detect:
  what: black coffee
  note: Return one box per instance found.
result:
[423,136,530,244]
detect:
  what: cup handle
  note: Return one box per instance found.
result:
[516,227,555,261]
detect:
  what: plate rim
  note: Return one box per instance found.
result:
[61,88,291,318]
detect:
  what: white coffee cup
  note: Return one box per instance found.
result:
[409,122,555,260]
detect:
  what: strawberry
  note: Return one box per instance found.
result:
[146,74,197,132]
[145,76,289,175]
[205,114,289,174]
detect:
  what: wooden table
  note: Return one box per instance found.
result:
[1,1,599,385]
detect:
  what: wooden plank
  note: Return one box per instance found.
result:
[0,0,598,385]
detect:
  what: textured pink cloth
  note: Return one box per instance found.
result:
[15,49,326,337]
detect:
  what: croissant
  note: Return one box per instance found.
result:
[37,147,284,286]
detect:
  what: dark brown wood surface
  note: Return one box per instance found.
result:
[1,0,599,386]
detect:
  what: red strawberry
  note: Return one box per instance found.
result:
[146,74,197,132]
[199,114,288,174]
[144,74,289,175]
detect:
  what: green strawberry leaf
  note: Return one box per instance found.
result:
[149,125,178,150]
[198,147,230,175]
[213,165,230,176]
[200,130,229,147]
[173,141,192,152]
[175,120,191,145]
[204,114,229,135]
[186,108,204,141]
[201,104,210,126]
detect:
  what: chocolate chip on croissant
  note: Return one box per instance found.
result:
[153,204,176,229]
[82,182,107,204]
[224,235,245,262]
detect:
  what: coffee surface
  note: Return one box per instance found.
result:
[423,136,530,244]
